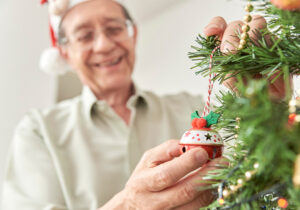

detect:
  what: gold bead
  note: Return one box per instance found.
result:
[238,44,244,50]
[244,14,252,23]
[254,163,259,169]
[245,171,252,180]
[242,24,250,33]
[236,117,241,122]
[289,100,297,107]
[235,125,240,129]
[290,106,296,113]
[234,134,238,139]
[223,189,229,197]
[240,39,247,46]
[245,3,254,12]
[229,185,236,191]
[237,179,243,185]
[241,33,249,40]
[289,99,300,108]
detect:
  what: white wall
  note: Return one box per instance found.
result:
[0,0,55,201]
[133,0,245,95]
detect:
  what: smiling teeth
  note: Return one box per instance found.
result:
[97,57,121,67]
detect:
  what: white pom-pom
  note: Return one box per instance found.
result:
[49,0,69,16]
[39,47,71,75]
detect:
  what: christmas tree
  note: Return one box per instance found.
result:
[188,0,300,209]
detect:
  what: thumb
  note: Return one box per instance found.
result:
[133,140,181,173]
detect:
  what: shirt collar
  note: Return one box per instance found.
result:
[81,82,148,117]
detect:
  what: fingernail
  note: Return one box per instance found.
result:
[194,148,208,162]
[205,23,221,30]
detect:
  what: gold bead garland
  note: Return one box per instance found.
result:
[239,2,253,50]
[221,163,260,198]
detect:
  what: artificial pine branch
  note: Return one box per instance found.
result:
[187,1,300,207]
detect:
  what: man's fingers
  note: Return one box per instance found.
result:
[223,75,238,92]
[159,164,214,209]
[145,148,208,192]
[167,158,226,209]
[137,140,181,170]
[221,20,243,53]
[248,15,273,46]
[204,16,227,39]
[172,190,216,210]
[268,71,293,100]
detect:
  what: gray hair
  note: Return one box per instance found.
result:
[57,1,134,46]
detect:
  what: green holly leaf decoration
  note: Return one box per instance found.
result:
[203,111,220,127]
[191,111,200,120]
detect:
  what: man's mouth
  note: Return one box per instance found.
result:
[92,56,123,68]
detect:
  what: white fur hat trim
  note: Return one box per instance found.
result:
[39,47,71,75]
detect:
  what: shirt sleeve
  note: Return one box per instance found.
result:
[1,111,67,210]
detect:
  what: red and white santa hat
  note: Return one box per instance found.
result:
[39,0,123,75]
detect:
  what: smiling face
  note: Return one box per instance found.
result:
[59,0,137,96]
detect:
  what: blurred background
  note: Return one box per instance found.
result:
[0,0,299,203]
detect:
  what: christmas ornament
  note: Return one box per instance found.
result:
[293,154,300,188]
[179,111,223,160]
[270,0,300,11]
[179,46,223,160]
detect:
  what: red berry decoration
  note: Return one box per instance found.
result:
[192,118,207,129]
[270,0,300,11]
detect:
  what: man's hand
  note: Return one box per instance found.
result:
[100,140,220,210]
[203,16,292,100]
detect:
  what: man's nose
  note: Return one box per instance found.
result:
[92,33,115,53]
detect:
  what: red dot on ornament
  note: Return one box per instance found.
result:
[214,140,217,142]
[218,138,220,141]
[214,135,216,137]
[197,134,199,136]
[197,138,200,141]
[278,198,288,209]
[192,137,195,139]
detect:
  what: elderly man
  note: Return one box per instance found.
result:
[2,0,287,209]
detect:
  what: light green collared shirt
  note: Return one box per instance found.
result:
[2,86,203,210]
